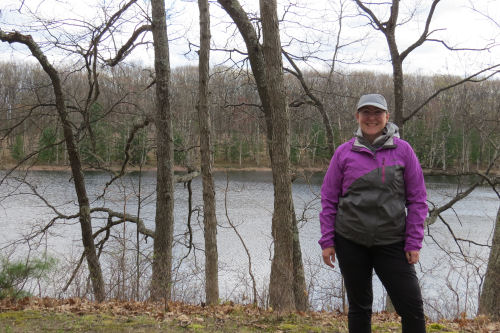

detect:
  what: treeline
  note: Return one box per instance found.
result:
[1,60,498,171]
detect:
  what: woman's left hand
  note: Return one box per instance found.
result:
[405,251,420,264]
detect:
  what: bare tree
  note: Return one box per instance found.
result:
[150,0,176,302]
[197,0,219,305]
[260,0,296,311]
[479,205,500,320]
[353,0,441,131]
[0,30,106,302]
[477,142,500,320]
[353,0,500,136]
[216,0,307,311]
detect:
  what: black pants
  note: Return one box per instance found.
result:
[335,234,426,333]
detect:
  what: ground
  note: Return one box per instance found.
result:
[0,298,498,332]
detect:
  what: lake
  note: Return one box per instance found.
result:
[0,170,497,319]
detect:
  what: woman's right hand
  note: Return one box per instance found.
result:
[322,247,336,268]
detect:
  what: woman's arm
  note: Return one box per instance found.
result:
[403,143,428,252]
[319,149,344,250]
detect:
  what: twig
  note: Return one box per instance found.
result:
[224,171,258,305]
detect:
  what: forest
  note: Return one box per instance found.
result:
[1,62,499,172]
[0,0,499,325]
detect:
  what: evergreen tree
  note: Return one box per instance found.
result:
[38,127,58,163]
[11,134,24,161]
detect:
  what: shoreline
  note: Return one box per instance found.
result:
[0,164,498,176]
[0,164,325,173]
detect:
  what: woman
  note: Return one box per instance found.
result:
[319,94,427,333]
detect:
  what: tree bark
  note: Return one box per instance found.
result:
[292,211,308,310]
[381,1,405,136]
[0,30,105,302]
[217,0,308,311]
[260,0,295,311]
[479,206,500,320]
[150,0,175,301]
[389,50,404,130]
[198,0,219,305]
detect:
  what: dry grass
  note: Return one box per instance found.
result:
[0,297,499,332]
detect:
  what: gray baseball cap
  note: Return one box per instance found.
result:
[357,94,388,111]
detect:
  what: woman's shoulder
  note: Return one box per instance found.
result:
[394,137,414,150]
[329,139,355,164]
[336,138,356,152]
[393,137,419,159]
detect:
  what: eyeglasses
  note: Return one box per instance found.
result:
[358,110,386,117]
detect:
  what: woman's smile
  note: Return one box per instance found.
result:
[356,106,389,142]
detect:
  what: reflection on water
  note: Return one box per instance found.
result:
[0,170,497,319]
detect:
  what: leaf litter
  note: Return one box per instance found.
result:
[0,297,499,332]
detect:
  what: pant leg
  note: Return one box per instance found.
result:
[372,242,426,333]
[335,234,374,333]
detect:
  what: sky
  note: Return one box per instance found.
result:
[0,0,499,77]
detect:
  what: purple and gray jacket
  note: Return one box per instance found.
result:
[319,124,428,252]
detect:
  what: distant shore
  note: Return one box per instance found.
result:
[0,163,498,176]
[0,164,323,173]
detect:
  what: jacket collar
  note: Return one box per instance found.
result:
[352,122,399,152]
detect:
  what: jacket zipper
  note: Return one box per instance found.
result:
[382,157,386,183]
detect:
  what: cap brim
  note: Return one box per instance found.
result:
[357,102,387,111]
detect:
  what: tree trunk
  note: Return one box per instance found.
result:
[392,59,404,133]
[260,0,295,311]
[150,0,175,302]
[0,31,106,302]
[292,211,308,310]
[63,101,106,303]
[217,0,307,311]
[198,0,219,305]
[385,27,405,137]
[479,207,500,320]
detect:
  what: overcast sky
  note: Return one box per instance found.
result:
[1,0,499,77]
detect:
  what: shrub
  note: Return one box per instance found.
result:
[0,256,56,299]
[10,135,24,161]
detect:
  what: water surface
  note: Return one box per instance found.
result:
[0,170,497,318]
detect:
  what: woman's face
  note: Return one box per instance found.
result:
[356,106,389,142]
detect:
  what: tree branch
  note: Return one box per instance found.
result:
[98,118,151,199]
[404,64,500,123]
[91,207,154,238]
[106,25,152,67]
[400,0,441,61]
[426,152,499,226]
[426,38,498,52]
[353,0,386,32]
